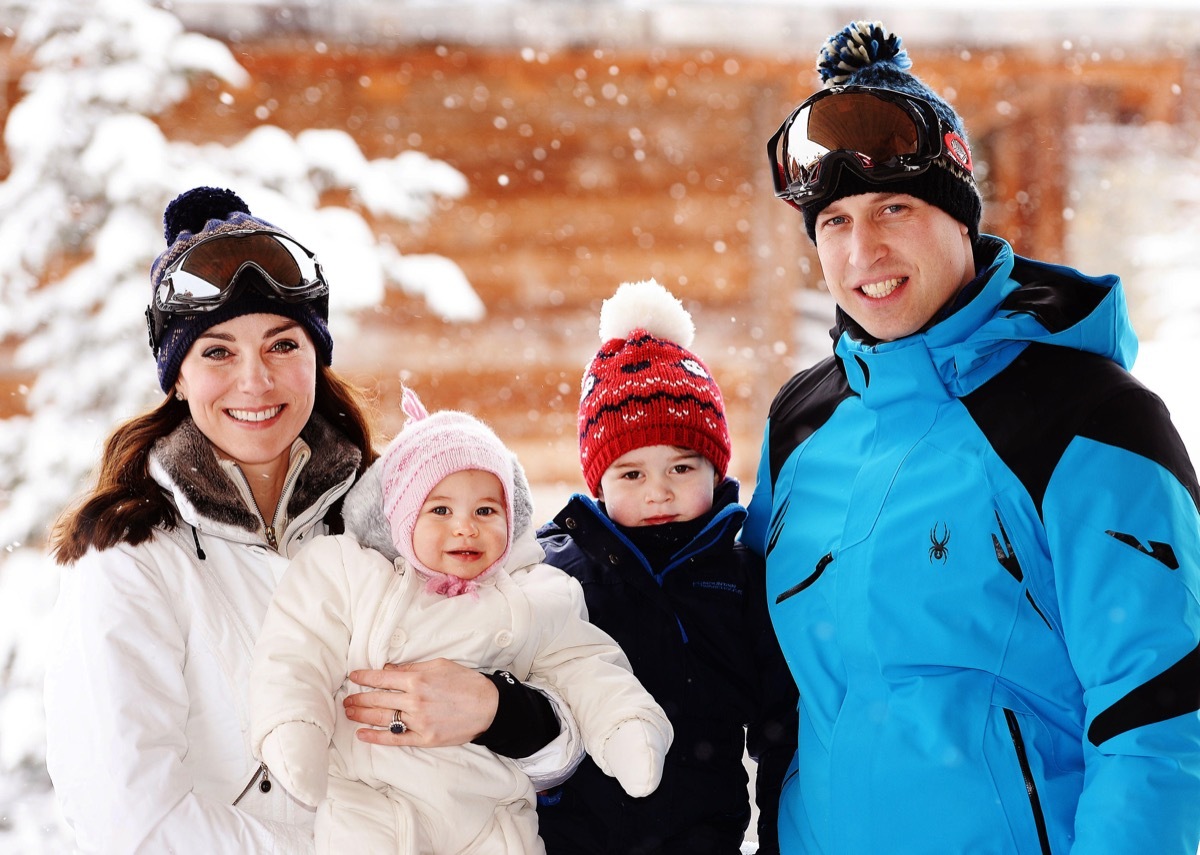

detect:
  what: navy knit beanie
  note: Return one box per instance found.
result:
[800,21,983,242]
[149,187,334,392]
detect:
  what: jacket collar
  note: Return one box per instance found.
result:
[150,414,361,539]
[834,235,1135,407]
[552,477,747,576]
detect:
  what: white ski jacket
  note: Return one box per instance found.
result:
[44,417,581,854]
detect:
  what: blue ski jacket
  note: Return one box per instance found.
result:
[743,236,1200,854]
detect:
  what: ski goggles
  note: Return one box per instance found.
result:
[768,85,974,211]
[146,229,329,352]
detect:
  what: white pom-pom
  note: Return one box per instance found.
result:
[597,279,695,348]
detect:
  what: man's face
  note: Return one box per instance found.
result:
[813,192,975,342]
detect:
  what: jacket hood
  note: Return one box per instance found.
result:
[836,235,1138,403]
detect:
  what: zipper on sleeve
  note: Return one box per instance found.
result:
[232,762,272,805]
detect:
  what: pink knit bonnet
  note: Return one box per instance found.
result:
[380,388,515,597]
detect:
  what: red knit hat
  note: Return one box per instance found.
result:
[578,279,730,496]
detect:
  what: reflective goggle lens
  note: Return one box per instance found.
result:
[147,230,329,352]
[155,231,325,311]
[769,87,959,209]
[782,92,924,183]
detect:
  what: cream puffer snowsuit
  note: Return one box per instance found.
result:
[249,464,672,854]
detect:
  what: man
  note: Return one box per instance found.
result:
[743,20,1200,853]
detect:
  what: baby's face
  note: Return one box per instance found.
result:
[412,469,508,579]
[596,445,718,528]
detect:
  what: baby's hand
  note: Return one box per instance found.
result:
[596,718,671,798]
[259,721,331,808]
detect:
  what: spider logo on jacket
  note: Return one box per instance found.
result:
[928,523,951,564]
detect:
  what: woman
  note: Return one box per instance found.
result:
[43,187,576,853]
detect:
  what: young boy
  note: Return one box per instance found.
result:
[536,280,799,854]
[250,389,672,854]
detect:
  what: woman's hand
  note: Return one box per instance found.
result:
[344,658,500,747]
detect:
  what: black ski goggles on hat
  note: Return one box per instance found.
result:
[146,229,329,352]
[768,85,974,211]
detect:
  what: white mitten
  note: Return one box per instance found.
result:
[596,718,671,798]
[259,721,331,808]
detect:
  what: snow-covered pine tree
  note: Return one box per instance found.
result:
[0,0,474,844]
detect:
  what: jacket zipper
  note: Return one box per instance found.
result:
[227,448,306,552]
[232,762,272,805]
[1003,708,1052,854]
[776,552,833,604]
[267,450,307,550]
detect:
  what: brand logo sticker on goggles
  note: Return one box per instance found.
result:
[943,131,973,173]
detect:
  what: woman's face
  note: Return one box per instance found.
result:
[174,313,317,483]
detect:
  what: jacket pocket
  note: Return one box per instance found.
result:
[991,503,1057,633]
[1002,708,1053,855]
[775,552,832,604]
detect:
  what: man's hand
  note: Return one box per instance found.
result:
[343,658,500,747]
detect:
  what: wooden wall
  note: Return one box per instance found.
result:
[4,35,1198,491]
[155,42,817,488]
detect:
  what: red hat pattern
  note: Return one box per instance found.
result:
[578,279,730,496]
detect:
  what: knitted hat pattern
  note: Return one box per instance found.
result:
[380,388,515,597]
[800,21,983,242]
[578,279,731,496]
[150,186,334,392]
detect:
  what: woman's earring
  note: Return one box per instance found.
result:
[175,390,185,401]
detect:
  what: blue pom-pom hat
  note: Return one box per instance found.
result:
[796,21,983,242]
[148,187,334,392]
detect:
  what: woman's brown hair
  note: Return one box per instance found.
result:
[50,365,377,565]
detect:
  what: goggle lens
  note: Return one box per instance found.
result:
[155,231,324,310]
[769,86,966,210]
[157,268,225,304]
[147,230,329,352]
[780,92,923,183]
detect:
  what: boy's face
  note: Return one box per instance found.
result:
[597,445,719,528]
[412,469,508,579]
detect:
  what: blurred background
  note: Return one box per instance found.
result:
[3,0,1200,849]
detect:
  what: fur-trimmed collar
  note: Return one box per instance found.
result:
[152,414,362,532]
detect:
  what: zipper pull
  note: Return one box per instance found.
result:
[265,525,278,551]
[190,526,206,560]
[232,762,270,805]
